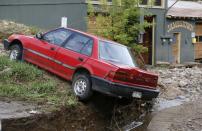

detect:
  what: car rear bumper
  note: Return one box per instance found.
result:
[3,39,10,50]
[91,76,159,100]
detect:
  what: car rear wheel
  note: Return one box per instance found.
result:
[72,73,93,101]
[9,44,22,61]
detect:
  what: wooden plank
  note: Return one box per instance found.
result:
[194,23,202,59]
[172,33,180,63]
[194,43,202,59]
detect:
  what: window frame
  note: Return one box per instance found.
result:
[138,0,165,8]
[98,40,137,67]
[42,28,73,46]
[62,31,94,57]
[196,35,202,43]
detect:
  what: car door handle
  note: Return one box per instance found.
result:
[78,57,84,62]
[50,47,55,51]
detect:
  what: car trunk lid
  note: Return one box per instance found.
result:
[106,67,158,89]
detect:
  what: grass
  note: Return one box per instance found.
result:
[0,56,78,109]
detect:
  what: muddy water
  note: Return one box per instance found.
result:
[1,93,153,131]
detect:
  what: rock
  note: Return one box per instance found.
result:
[164,87,183,100]
[162,78,173,84]
[175,95,186,100]
[29,110,40,114]
[178,81,188,87]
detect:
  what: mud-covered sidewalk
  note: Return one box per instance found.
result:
[148,99,202,131]
[0,101,36,120]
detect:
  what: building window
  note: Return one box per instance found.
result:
[89,0,163,7]
[140,0,163,7]
[196,36,202,43]
[92,0,112,2]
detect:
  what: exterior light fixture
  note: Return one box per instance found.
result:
[161,35,172,45]
[169,38,173,43]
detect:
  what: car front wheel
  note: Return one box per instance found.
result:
[9,44,23,61]
[72,73,93,101]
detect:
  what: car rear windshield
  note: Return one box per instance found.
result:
[99,40,137,67]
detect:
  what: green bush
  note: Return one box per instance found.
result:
[87,0,152,53]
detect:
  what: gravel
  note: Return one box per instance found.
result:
[151,67,202,102]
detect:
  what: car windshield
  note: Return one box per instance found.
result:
[99,40,137,67]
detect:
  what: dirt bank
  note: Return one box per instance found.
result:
[1,94,152,131]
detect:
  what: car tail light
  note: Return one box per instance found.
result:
[105,70,130,82]
[105,71,116,81]
[105,69,158,89]
[114,71,129,82]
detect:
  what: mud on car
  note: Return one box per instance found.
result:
[3,27,159,101]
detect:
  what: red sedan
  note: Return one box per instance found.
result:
[3,27,159,101]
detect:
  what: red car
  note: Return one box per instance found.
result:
[3,27,159,101]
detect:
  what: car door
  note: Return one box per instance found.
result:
[24,28,72,70]
[54,32,94,80]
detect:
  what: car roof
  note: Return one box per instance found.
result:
[60,27,128,48]
[60,27,98,39]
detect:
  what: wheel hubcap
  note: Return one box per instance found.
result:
[74,79,87,96]
[10,49,19,60]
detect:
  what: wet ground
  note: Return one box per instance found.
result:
[148,98,202,131]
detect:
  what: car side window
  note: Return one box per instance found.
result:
[64,33,93,56]
[43,29,72,46]
[80,40,93,56]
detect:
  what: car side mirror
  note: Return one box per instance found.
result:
[35,33,43,39]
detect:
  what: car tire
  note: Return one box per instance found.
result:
[9,44,23,61]
[72,73,93,101]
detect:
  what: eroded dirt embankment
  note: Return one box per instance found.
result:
[1,94,152,131]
